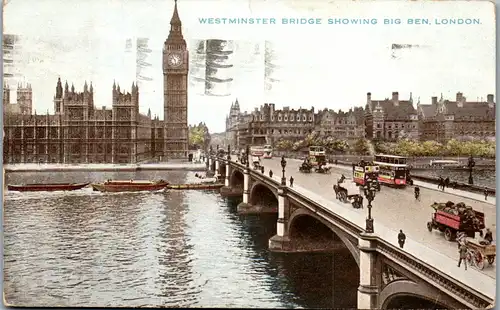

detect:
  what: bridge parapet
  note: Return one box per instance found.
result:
[208,155,495,309]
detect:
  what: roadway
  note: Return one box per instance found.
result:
[257,157,496,279]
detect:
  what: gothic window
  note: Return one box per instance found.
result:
[284,115,288,121]
[376,124,381,129]
[303,115,306,121]
[36,128,45,139]
[278,115,282,121]
[271,116,274,121]
[309,116,312,121]
[291,115,294,121]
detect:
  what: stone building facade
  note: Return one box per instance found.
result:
[3,82,32,115]
[225,102,316,148]
[315,107,365,139]
[225,90,495,149]
[417,92,495,142]
[3,0,190,164]
[364,92,420,141]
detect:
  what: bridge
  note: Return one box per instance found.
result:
[205,153,495,309]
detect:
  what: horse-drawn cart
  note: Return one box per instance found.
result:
[315,164,332,174]
[333,179,363,209]
[464,237,496,270]
[299,162,313,173]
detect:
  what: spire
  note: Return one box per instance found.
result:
[84,80,88,92]
[409,92,413,102]
[65,81,69,92]
[113,80,116,89]
[90,82,93,93]
[147,108,151,117]
[56,77,63,99]
[170,0,181,26]
[71,83,75,93]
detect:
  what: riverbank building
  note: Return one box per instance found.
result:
[3,0,189,164]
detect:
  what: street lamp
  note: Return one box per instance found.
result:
[210,145,213,155]
[227,145,231,161]
[468,155,475,185]
[245,145,250,168]
[363,178,377,233]
[281,156,287,186]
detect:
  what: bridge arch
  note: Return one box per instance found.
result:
[229,169,244,188]
[287,208,359,266]
[249,182,278,209]
[380,280,454,309]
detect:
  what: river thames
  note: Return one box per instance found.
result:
[4,170,359,308]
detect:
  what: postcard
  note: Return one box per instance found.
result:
[3,0,496,309]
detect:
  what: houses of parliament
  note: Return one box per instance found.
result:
[3,0,189,164]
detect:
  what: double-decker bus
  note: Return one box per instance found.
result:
[308,146,326,166]
[263,145,273,159]
[373,154,409,187]
[250,145,265,157]
[353,161,381,190]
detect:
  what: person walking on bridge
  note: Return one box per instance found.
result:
[484,187,489,200]
[458,244,468,270]
[398,230,406,248]
[289,176,294,187]
[414,186,420,201]
[269,170,273,178]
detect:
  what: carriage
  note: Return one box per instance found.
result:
[315,164,332,174]
[333,179,363,209]
[464,237,496,270]
[252,156,261,170]
[299,162,313,173]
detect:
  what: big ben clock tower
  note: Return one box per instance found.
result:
[163,0,189,160]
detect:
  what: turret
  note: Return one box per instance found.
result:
[55,77,63,99]
[3,83,10,106]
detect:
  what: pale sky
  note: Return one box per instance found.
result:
[4,0,496,132]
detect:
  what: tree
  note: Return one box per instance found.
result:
[352,138,370,155]
[189,123,210,150]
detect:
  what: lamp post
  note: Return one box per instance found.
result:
[467,155,475,185]
[363,178,377,233]
[227,145,231,161]
[281,156,287,186]
[245,145,250,168]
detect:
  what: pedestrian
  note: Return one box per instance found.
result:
[484,187,489,200]
[445,177,450,188]
[289,176,294,187]
[484,228,493,244]
[398,230,406,248]
[261,166,264,174]
[458,244,468,270]
[269,170,273,178]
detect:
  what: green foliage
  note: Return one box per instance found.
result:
[352,138,371,155]
[377,138,495,157]
[189,123,210,149]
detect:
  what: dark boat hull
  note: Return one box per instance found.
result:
[91,182,169,193]
[167,183,224,190]
[7,183,90,192]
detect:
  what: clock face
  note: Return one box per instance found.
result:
[167,53,182,67]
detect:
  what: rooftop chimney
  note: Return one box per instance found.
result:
[431,96,437,105]
[392,92,399,106]
[487,94,494,108]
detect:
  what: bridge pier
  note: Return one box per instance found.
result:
[215,158,220,180]
[237,167,254,212]
[269,186,293,251]
[220,160,243,197]
[357,232,379,310]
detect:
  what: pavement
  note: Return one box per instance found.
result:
[4,163,207,172]
[257,157,497,282]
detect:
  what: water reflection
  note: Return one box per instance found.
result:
[5,171,357,308]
